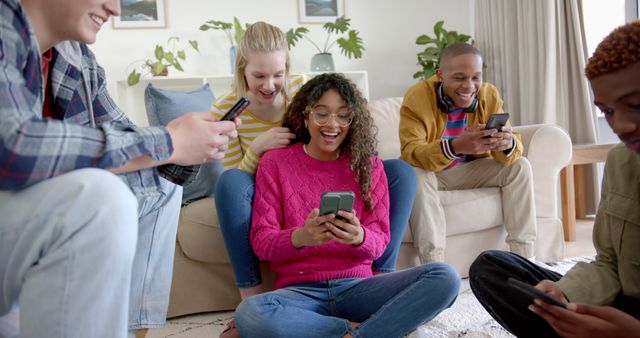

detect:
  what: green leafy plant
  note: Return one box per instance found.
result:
[286,16,364,59]
[413,20,473,79]
[127,37,199,86]
[199,17,249,47]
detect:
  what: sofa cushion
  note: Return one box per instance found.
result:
[369,97,402,160]
[144,83,222,204]
[177,197,231,264]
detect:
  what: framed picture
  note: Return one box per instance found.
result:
[298,0,344,23]
[112,0,167,29]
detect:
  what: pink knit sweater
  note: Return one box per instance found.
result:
[251,142,390,289]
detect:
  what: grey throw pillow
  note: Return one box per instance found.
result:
[144,83,222,204]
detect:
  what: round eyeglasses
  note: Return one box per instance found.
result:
[308,110,353,127]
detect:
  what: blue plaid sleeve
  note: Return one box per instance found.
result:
[0,2,196,190]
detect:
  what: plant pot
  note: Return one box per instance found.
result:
[229,46,237,74]
[310,53,335,72]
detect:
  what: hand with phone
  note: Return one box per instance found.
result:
[319,191,364,245]
[220,96,250,121]
[526,280,640,337]
[291,208,336,248]
[507,278,568,308]
[482,113,514,152]
[165,112,239,165]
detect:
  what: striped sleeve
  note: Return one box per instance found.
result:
[211,92,278,174]
[287,73,309,99]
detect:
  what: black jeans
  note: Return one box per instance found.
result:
[469,250,640,338]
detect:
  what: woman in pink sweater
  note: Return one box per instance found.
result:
[235,73,460,338]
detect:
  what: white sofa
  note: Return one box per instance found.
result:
[166,97,573,318]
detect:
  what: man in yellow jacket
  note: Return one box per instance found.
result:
[399,42,536,263]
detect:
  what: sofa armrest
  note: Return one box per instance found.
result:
[513,124,572,219]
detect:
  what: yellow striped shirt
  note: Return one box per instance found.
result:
[211,74,308,174]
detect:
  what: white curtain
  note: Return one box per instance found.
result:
[475,0,600,212]
[475,0,597,140]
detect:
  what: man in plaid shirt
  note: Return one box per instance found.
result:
[0,0,239,337]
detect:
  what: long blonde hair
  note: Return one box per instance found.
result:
[233,21,290,99]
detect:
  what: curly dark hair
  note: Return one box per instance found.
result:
[585,21,640,80]
[282,73,378,209]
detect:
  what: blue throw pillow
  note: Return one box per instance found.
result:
[144,83,222,204]
[144,83,216,126]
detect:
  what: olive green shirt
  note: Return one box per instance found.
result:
[557,144,640,305]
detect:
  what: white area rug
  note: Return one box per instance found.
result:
[0,256,593,338]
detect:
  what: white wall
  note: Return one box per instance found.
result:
[91,0,473,112]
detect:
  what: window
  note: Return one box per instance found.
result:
[582,0,626,56]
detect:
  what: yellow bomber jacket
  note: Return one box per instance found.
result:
[557,144,640,305]
[399,76,523,172]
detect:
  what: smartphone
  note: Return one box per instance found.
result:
[485,113,510,131]
[483,113,510,138]
[220,96,250,121]
[507,277,567,308]
[319,191,355,217]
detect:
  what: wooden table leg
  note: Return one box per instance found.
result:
[560,165,577,241]
[574,164,587,219]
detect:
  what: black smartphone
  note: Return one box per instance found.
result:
[220,96,250,121]
[319,191,355,217]
[483,113,510,138]
[507,277,567,308]
[485,113,510,131]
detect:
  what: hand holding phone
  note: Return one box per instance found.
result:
[507,277,567,308]
[319,191,355,218]
[483,113,510,138]
[220,96,250,121]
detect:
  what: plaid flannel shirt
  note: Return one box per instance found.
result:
[0,0,198,195]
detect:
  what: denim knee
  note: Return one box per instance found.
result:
[215,168,254,197]
[66,169,138,257]
[428,262,461,288]
[235,295,279,335]
[383,159,417,187]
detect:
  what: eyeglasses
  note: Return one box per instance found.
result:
[308,109,353,127]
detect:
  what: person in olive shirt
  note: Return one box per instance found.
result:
[469,21,640,338]
[399,42,536,263]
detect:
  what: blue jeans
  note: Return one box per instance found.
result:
[0,168,181,336]
[235,263,460,338]
[128,174,181,329]
[215,159,416,287]
[0,169,138,338]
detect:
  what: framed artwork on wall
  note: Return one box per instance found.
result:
[298,0,344,23]
[112,0,167,29]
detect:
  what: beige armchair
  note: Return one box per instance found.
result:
[166,97,572,318]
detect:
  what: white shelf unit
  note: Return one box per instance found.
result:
[114,71,369,126]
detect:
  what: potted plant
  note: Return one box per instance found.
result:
[413,20,473,79]
[200,17,249,73]
[127,36,199,86]
[286,16,364,71]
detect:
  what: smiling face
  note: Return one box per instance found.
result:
[23,0,120,50]
[590,63,640,153]
[305,89,351,161]
[436,53,483,108]
[243,49,287,105]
